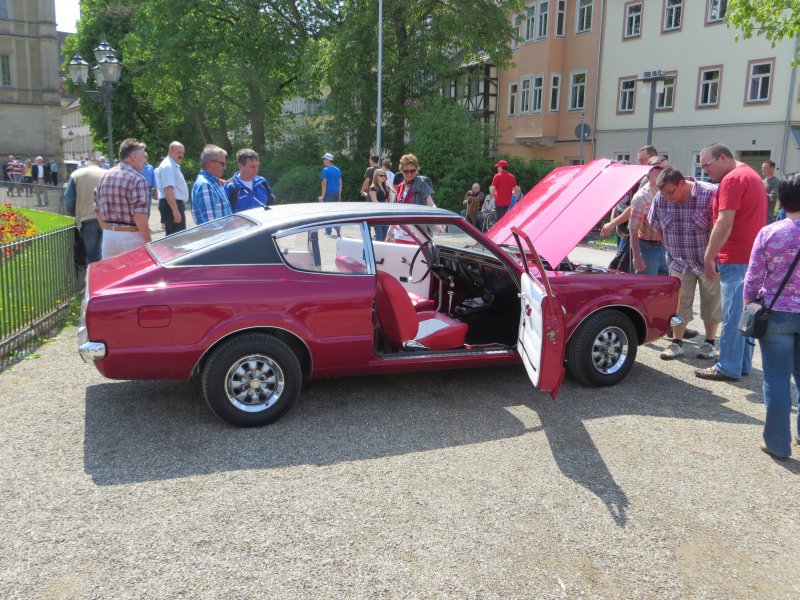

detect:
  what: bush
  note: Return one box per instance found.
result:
[272,166,323,204]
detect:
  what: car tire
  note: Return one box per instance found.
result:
[566,310,637,387]
[202,333,302,427]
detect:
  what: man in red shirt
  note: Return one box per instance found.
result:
[695,143,766,381]
[490,159,517,220]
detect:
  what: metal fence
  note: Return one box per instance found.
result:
[2,182,67,214]
[0,225,81,369]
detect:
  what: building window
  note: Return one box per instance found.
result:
[508,82,518,115]
[576,0,592,33]
[624,2,642,38]
[531,74,544,112]
[555,0,566,36]
[0,0,8,20]
[747,59,773,103]
[549,73,561,111]
[663,0,682,32]
[569,71,586,110]
[0,55,10,87]
[537,1,549,39]
[692,153,712,182]
[707,0,727,23]
[618,78,636,112]
[512,14,524,49]
[698,67,721,107]
[525,5,536,41]
[520,77,532,113]
[614,153,632,163]
[656,76,675,110]
[307,98,328,116]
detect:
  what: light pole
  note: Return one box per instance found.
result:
[67,38,124,159]
[639,70,671,146]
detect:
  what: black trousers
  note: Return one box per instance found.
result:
[158,198,187,236]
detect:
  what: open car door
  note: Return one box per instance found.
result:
[512,227,567,399]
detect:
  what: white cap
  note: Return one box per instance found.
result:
[321,152,334,161]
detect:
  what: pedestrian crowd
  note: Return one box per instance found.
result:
[2,155,60,203]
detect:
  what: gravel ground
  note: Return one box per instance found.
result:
[2,248,798,598]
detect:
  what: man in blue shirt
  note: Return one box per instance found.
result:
[224,148,275,212]
[191,145,231,225]
[319,152,341,236]
[141,153,157,217]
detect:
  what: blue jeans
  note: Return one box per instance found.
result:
[80,218,103,264]
[715,263,753,378]
[758,311,800,457]
[636,240,668,275]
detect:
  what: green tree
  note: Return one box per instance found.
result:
[727,1,800,59]
[317,0,523,159]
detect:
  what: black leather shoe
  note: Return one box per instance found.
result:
[694,366,737,381]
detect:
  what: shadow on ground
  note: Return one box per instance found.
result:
[84,363,760,525]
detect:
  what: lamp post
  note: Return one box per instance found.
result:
[67,38,124,159]
[639,69,672,146]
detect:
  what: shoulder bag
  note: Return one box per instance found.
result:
[738,250,800,339]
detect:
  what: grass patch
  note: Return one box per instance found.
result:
[16,208,74,234]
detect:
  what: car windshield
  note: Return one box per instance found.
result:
[149,215,258,263]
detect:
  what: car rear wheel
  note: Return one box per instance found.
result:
[566,310,637,387]
[202,333,302,427]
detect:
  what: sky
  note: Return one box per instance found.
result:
[56,0,81,33]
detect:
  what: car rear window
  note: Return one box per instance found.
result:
[149,215,258,263]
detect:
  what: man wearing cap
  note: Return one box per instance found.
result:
[319,153,342,204]
[629,156,670,276]
[490,159,517,220]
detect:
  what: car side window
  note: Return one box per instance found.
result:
[274,224,370,274]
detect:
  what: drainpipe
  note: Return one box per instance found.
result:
[780,37,800,174]
[590,0,606,160]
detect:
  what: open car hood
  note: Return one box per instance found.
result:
[486,159,651,268]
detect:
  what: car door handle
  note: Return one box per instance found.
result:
[376,258,384,265]
[525,304,532,316]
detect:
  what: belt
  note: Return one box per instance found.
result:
[640,239,663,246]
[102,222,138,232]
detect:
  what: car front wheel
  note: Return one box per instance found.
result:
[202,333,302,427]
[566,310,637,387]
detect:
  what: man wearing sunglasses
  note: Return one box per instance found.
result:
[694,143,766,381]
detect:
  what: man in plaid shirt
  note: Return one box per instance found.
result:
[191,145,230,225]
[93,138,151,259]
[650,167,722,362]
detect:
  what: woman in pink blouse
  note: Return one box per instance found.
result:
[744,173,800,459]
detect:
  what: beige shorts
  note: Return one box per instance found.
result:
[671,269,722,325]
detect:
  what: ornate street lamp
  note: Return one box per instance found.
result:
[67,39,124,159]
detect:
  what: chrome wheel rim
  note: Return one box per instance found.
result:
[225,354,285,413]
[590,326,629,375]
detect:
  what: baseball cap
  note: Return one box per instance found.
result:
[322,152,334,161]
[495,159,508,168]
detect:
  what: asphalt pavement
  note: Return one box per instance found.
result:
[1,234,798,599]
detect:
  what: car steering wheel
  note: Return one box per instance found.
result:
[409,240,438,284]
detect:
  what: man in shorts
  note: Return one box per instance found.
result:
[650,167,722,361]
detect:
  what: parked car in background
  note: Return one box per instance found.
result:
[79,159,680,427]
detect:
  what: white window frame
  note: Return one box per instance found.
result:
[707,0,727,23]
[614,153,632,163]
[576,0,593,34]
[692,152,712,182]
[525,5,536,41]
[536,1,549,39]
[618,79,636,112]
[698,67,721,107]
[520,76,532,113]
[549,73,561,112]
[0,54,10,88]
[656,77,675,109]
[555,0,566,37]
[664,0,682,32]
[512,14,524,49]
[568,71,587,111]
[747,60,772,103]
[624,2,642,38]
[508,81,518,115]
[531,74,544,112]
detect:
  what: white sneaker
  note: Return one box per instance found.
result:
[660,342,684,360]
[696,342,718,359]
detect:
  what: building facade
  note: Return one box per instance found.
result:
[0,0,62,162]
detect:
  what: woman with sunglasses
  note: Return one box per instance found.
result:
[369,168,393,240]
[395,154,435,207]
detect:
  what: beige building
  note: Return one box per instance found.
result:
[0,0,62,162]
[497,0,602,165]
[61,98,93,161]
[595,0,800,178]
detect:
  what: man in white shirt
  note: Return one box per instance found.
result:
[155,141,189,235]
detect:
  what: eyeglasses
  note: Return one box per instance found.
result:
[401,168,417,174]
[378,174,386,178]
[659,184,678,197]
[701,156,719,170]
[212,159,226,167]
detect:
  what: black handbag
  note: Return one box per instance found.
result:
[738,250,800,339]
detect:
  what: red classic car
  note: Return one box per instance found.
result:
[79,159,680,427]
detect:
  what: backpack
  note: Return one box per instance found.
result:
[226,178,275,210]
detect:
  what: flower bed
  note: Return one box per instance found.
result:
[0,203,37,245]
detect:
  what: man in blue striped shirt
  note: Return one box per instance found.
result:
[191,145,231,225]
